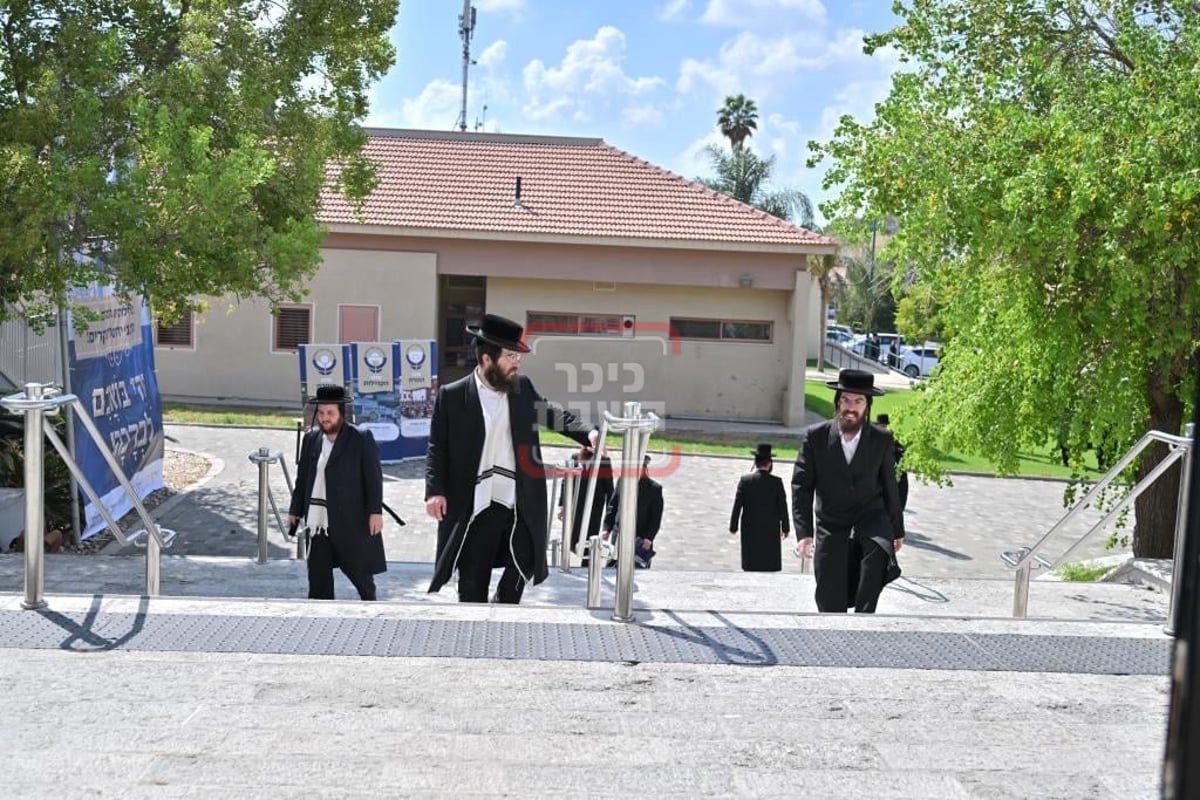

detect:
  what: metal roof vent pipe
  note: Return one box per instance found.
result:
[513,176,523,208]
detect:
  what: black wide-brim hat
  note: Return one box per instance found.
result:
[826,368,885,397]
[306,384,353,405]
[466,313,531,353]
[751,443,774,459]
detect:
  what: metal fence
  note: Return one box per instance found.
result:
[0,316,64,390]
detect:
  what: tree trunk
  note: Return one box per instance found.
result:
[816,281,828,373]
[1132,375,1186,558]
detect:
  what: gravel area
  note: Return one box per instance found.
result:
[56,448,215,554]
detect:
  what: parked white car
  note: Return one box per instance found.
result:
[897,345,940,378]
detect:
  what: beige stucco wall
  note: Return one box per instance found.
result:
[154,248,438,405]
[486,277,796,422]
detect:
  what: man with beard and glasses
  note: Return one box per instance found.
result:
[792,369,904,612]
[288,385,386,600]
[729,443,790,572]
[425,314,597,604]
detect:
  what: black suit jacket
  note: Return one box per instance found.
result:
[425,372,592,592]
[289,425,386,575]
[791,420,905,545]
[603,476,663,542]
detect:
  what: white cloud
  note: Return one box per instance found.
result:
[521,27,666,123]
[364,78,462,131]
[477,40,508,69]
[700,0,826,28]
[658,0,693,21]
[676,28,880,102]
[622,104,665,127]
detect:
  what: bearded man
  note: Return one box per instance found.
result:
[425,314,597,604]
[288,384,385,600]
[792,369,905,613]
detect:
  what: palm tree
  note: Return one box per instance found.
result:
[717,94,758,151]
[697,145,815,229]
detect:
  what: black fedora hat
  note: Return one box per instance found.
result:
[466,313,531,354]
[826,368,884,397]
[306,384,353,405]
[750,443,774,459]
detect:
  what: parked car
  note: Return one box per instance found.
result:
[825,328,854,346]
[897,345,940,378]
[851,332,904,364]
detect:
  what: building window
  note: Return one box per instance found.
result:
[670,317,772,343]
[273,305,312,351]
[155,310,193,347]
[527,311,630,337]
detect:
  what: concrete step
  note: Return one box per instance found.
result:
[0,552,1169,624]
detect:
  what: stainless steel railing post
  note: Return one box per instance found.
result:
[560,470,578,573]
[612,404,640,622]
[20,383,47,610]
[586,534,603,608]
[248,447,277,565]
[1167,423,1196,635]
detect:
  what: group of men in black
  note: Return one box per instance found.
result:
[288,313,908,614]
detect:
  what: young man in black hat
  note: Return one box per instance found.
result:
[603,454,664,569]
[729,443,790,572]
[288,385,386,600]
[875,413,909,512]
[424,314,597,603]
[793,369,905,612]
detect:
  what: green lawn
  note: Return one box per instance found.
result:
[163,387,1103,480]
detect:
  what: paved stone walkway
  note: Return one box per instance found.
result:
[121,424,1133,582]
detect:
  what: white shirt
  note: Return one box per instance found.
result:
[840,427,862,464]
[472,369,517,514]
[305,434,335,531]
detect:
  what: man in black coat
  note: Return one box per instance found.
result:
[558,445,614,566]
[793,369,905,613]
[729,443,790,571]
[603,455,664,569]
[288,385,385,600]
[425,314,596,603]
[876,413,909,511]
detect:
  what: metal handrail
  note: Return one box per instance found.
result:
[1,383,175,607]
[593,403,662,622]
[1010,426,1194,619]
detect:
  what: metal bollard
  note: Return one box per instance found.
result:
[248,447,277,564]
[587,534,603,608]
[20,383,47,610]
[612,402,658,623]
[1167,423,1196,635]
[560,470,578,573]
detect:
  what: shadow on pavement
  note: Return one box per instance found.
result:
[903,529,972,561]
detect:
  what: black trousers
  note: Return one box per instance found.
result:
[307,531,377,601]
[457,502,533,604]
[814,533,891,613]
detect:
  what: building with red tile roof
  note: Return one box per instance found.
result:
[155,128,836,425]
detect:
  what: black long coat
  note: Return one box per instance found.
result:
[559,455,614,549]
[425,373,592,593]
[729,469,790,571]
[603,476,663,542]
[289,425,386,576]
[792,421,905,610]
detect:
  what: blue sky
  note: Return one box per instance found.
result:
[365,0,904,226]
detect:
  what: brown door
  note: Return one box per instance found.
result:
[438,275,486,383]
[339,305,379,343]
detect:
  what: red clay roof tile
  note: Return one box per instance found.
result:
[318,129,833,247]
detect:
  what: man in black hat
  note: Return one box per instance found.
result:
[603,454,664,569]
[729,443,790,571]
[875,413,909,512]
[288,385,386,600]
[425,313,597,603]
[793,369,905,612]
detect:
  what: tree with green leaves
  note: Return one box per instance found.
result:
[717,93,758,151]
[0,0,398,326]
[698,145,815,229]
[810,0,1200,557]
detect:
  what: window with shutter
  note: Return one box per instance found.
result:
[273,305,311,351]
[155,311,193,347]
